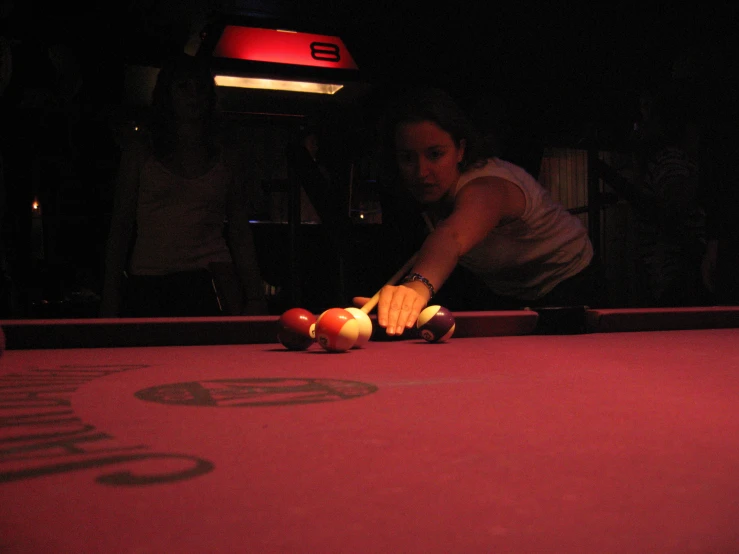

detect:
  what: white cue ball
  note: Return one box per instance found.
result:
[344,307,373,348]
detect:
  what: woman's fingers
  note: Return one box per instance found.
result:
[378,285,426,335]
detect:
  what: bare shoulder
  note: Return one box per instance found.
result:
[458,175,523,201]
[456,176,525,220]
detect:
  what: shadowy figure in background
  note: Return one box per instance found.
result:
[629,75,709,307]
[100,53,267,317]
[699,51,739,304]
[291,124,323,224]
[283,121,351,311]
[701,136,739,304]
[286,121,352,230]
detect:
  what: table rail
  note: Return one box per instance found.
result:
[0,311,539,350]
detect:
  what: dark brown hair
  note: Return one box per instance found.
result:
[150,53,218,155]
[381,86,491,176]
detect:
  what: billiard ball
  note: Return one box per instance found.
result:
[315,308,359,352]
[416,305,455,343]
[277,308,316,351]
[344,307,373,348]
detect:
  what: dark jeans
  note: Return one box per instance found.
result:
[121,269,223,317]
[433,257,608,311]
[533,257,608,308]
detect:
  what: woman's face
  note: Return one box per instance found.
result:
[394,120,465,204]
[170,74,210,121]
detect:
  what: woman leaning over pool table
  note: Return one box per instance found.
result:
[354,87,604,336]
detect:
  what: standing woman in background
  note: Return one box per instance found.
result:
[100,53,266,317]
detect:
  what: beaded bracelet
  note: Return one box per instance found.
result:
[401,272,436,298]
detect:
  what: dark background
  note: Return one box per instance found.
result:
[6,0,736,140]
[1,0,737,316]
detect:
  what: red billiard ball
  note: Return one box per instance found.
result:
[416,305,455,343]
[277,308,317,350]
[315,307,359,352]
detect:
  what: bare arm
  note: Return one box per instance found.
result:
[373,176,525,334]
[99,143,146,317]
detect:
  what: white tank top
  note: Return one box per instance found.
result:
[129,155,233,275]
[446,158,593,300]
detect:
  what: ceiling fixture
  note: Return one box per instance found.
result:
[202,23,360,95]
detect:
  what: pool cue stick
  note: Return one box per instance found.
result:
[360,252,419,314]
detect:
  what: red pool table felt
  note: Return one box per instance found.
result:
[1,320,739,553]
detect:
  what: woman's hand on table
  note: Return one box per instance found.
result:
[354,282,429,335]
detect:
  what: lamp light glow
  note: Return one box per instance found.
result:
[214,75,343,94]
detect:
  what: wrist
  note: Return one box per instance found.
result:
[401,272,436,299]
